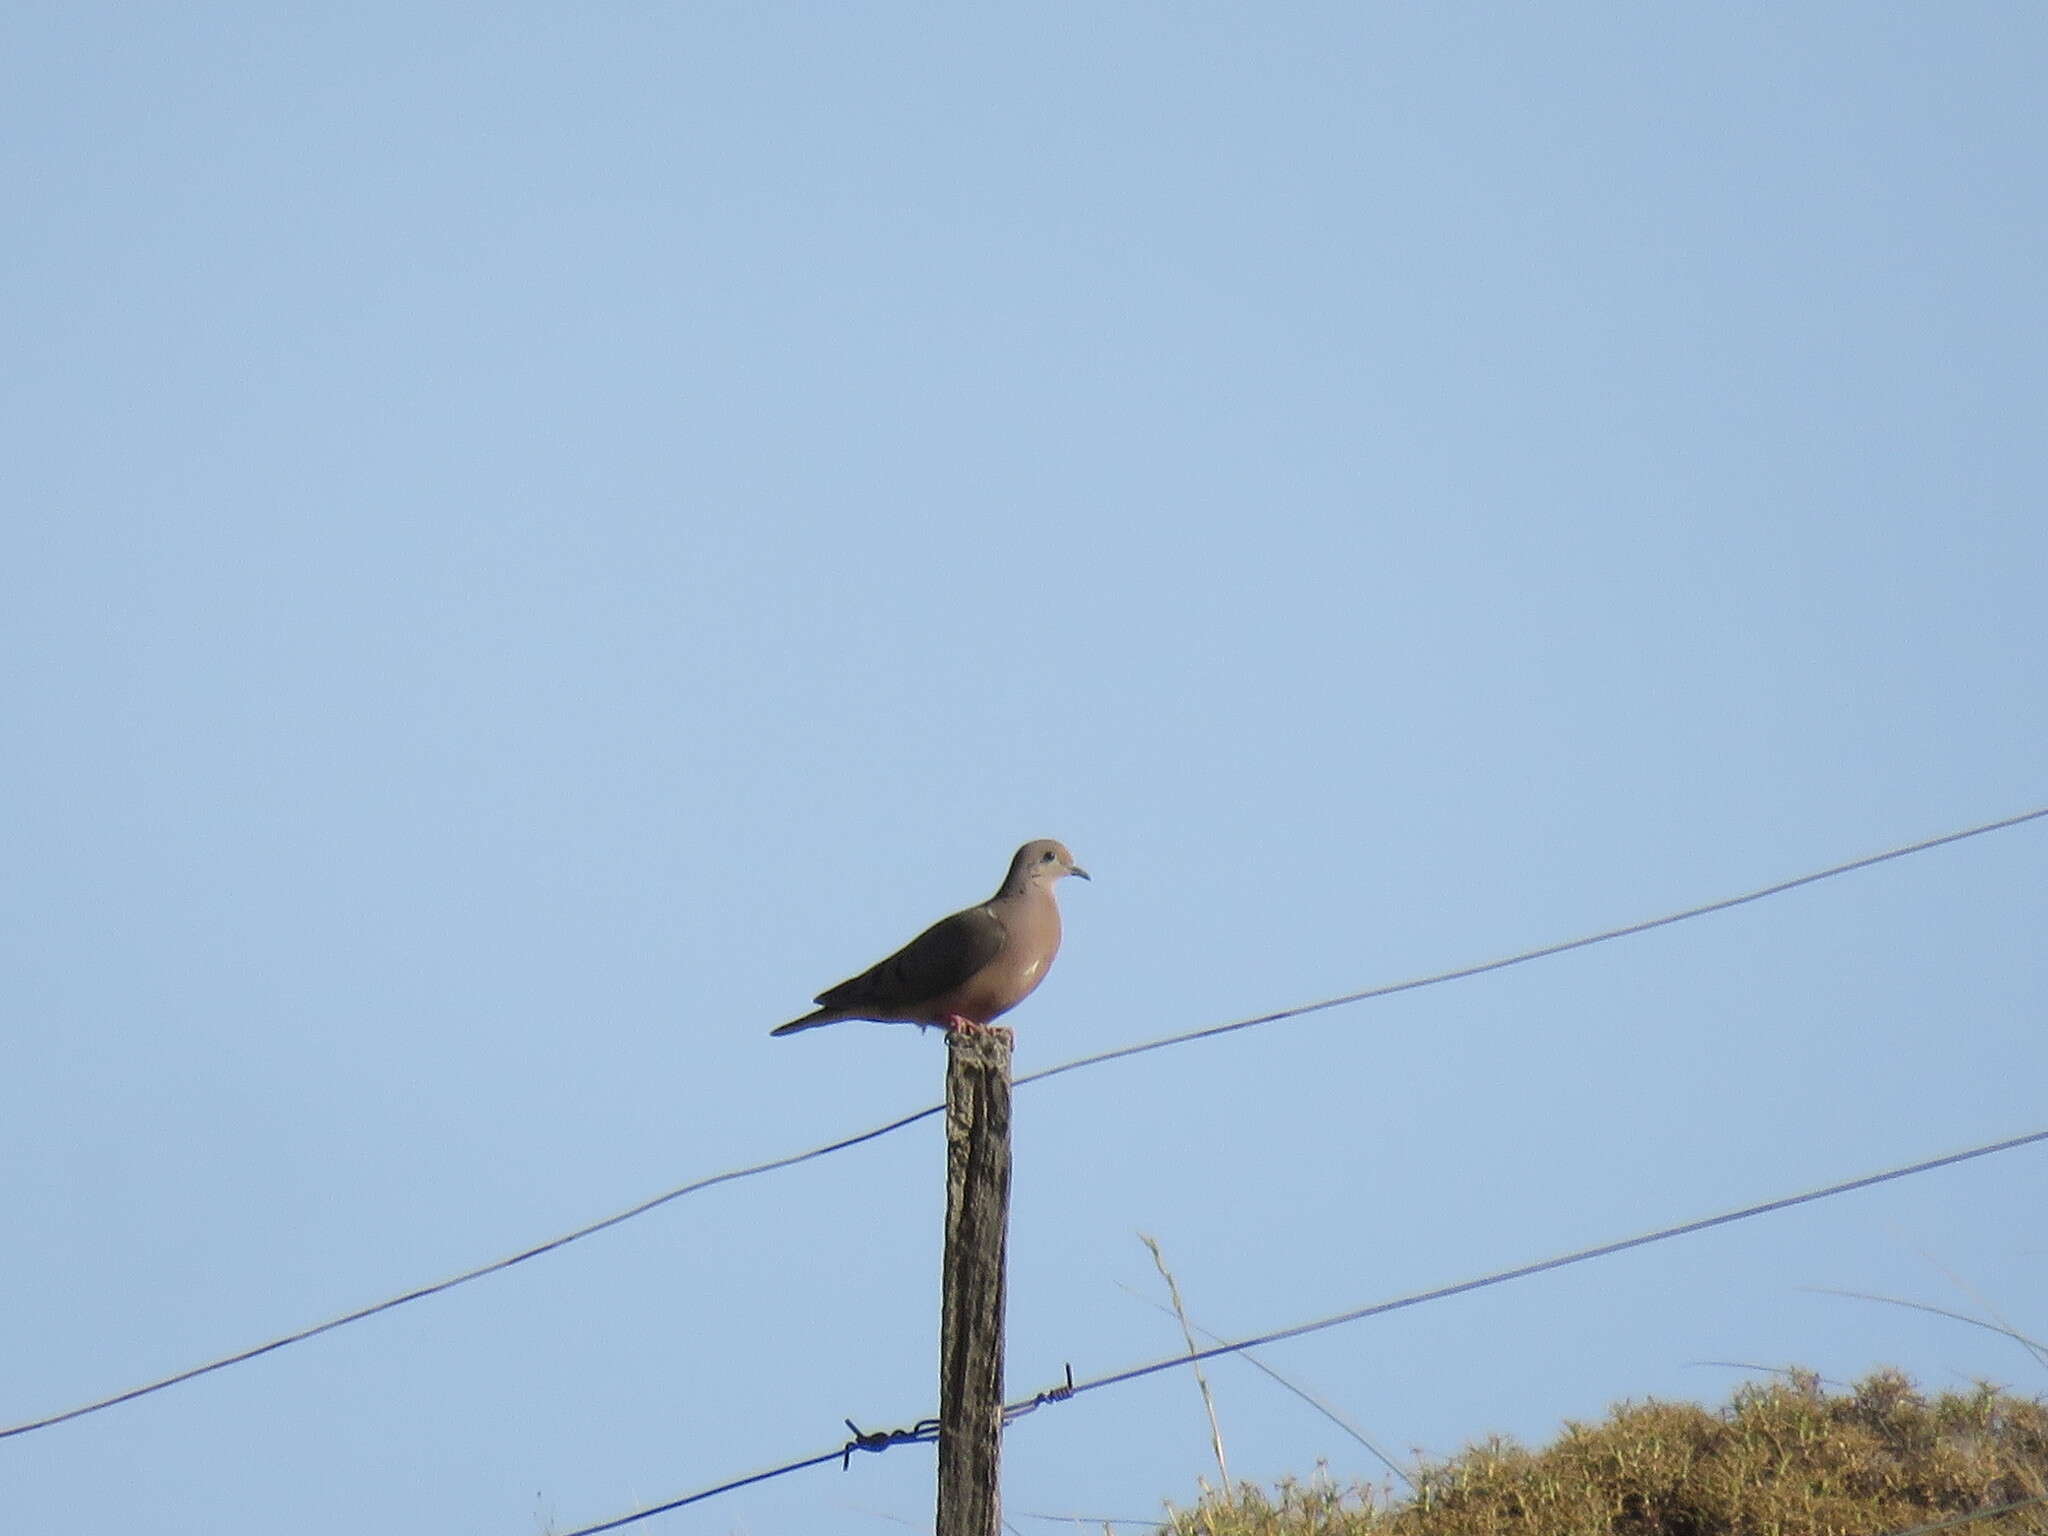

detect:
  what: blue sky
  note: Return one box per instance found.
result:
[4,5,2044,1533]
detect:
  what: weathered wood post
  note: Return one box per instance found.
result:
[936,1026,1013,1536]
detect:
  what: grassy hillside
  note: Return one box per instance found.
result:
[1162,1371,2048,1536]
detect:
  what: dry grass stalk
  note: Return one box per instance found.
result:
[1141,1233,1232,1501]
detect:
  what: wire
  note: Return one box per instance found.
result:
[0,1102,943,1441]
[1014,804,2048,1089]
[1884,1495,2048,1536]
[1046,1127,2048,1401]
[1117,1284,1412,1489]
[552,1125,2048,1536]
[3,804,2042,1442]
[553,1447,850,1535]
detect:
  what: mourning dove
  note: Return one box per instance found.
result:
[771,839,1089,1037]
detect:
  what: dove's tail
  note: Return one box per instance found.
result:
[769,1009,842,1037]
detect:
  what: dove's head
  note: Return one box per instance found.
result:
[1010,838,1089,890]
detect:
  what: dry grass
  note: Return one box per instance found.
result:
[1161,1371,2048,1536]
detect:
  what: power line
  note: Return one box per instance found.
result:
[552,1125,2048,1536]
[3,804,2042,1443]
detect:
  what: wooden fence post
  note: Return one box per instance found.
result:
[936,1027,1013,1536]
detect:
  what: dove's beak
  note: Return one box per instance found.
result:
[1068,864,1091,881]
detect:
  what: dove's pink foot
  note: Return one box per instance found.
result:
[942,1015,1013,1047]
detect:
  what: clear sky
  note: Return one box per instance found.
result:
[4,6,2045,1534]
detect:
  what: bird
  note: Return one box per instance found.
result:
[771,839,1089,1038]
